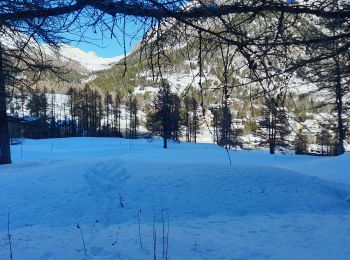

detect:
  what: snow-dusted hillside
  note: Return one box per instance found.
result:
[1,138,350,259]
[42,44,123,73]
[0,29,122,73]
[53,44,123,72]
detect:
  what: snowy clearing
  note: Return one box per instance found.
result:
[1,138,350,259]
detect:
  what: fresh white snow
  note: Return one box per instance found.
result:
[57,44,123,72]
[0,30,122,73]
[43,44,124,72]
[1,138,350,259]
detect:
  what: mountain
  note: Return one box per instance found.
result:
[87,5,350,151]
[43,44,124,73]
[0,28,123,74]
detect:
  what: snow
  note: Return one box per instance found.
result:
[133,86,159,95]
[1,138,350,259]
[0,30,122,73]
[43,44,124,72]
[57,44,123,72]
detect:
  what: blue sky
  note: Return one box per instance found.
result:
[67,1,295,58]
[68,19,145,58]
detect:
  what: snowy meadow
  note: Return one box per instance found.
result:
[1,137,350,259]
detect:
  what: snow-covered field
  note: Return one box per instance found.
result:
[1,138,350,259]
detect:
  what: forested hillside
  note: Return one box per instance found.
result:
[88,3,350,154]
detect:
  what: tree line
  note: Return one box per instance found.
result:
[8,85,137,139]
[8,81,247,151]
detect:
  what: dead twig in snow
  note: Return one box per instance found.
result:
[7,213,13,260]
[76,224,87,257]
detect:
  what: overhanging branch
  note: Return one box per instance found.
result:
[2,1,350,21]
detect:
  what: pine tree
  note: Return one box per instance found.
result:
[300,0,349,155]
[258,97,291,154]
[182,95,200,143]
[113,92,122,136]
[316,129,334,155]
[146,81,181,148]
[126,92,139,139]
[49,88,57,137]
[27,87,48,118]
[209,106,221,144]
[191,97,200,143]
[105,91,113,134]
[183,96,191,142]
[66,87,77,136]
[294,130,308,155]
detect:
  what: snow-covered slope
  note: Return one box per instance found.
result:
[1,138,350,259]
[56,44,123,72]
[42,44,123,73]
[0,29,121,73]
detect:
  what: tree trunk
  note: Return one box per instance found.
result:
[269,140,275,155]
[193,119,197,144]
[335,54,345,155]
[163,137,167,149]
[269,126,275,155]
[0,47,11,164]
[269,110,276,155]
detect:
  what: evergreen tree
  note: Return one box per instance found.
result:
[105,91,113,133]
[299,1,349,155]
[49,88,57,137]
[146,81,181,148]
[97,91,104,135]
[191,97,200,143]
[209,106,221,144]
[66,87,77,136]
[218,102,232,148]
[316,129,334,155]
[258,96,291,154]
[182,95,200,143]
[183,96,191,142]
[294,130,308,155]
[125,92,139,138]
[209,103,241,148]
[113,92,122,135]
[27,87,48,118]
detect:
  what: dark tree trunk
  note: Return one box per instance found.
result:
[193,118,197,143]
[269,105,277,155]
[335,55,345,155]
[0,47,11,164]
[269,139,276,155]
[163,137,167,149]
